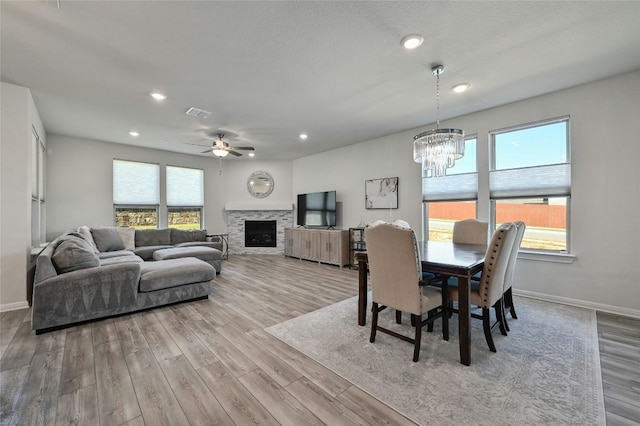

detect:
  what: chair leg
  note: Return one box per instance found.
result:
[396,310,402,324]
[495,300,508,336]
[370,303,379,343]
[505,288,518,319]
[413,315,422,362]
[442,306,449,341]
[427,309,436,332]
[482,307,497,352]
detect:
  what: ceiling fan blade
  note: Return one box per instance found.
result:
[201,149,212,154]
[231,146,255,151]
[227,150,242,157]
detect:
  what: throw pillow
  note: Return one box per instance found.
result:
[77,225,100,254]
[116,226,135,251]
[91,227,125,252]
[52,236,100,274]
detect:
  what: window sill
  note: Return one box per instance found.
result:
[518,250,576,264]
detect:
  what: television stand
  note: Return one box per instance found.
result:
[284,228,349,267]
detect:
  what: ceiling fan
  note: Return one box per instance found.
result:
[201,133,255,157]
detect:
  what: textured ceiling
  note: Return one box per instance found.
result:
[2,1,639,160]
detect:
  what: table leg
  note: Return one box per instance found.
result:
[458,275,471,366]
[358,259,367,326]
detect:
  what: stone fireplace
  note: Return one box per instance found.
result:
[225,203,293,255]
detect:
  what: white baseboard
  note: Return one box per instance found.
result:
[0,301,29,313]
[514,289,640,319]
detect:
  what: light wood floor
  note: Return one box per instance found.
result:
[0,255,638,425]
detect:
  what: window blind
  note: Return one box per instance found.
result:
[489,163,571,199]
[166,166,204,206]
[113,160,159,205]
[422,172,478,202]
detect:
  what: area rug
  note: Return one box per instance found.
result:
[265,295,605,425]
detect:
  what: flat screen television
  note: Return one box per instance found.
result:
[297,190,336,228]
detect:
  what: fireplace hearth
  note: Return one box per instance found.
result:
[245,220,277,248]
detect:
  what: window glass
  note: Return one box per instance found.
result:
[168,208,202,230]
[495,197,567,251]
[428,201,477,242]
[113,160,160,228]
[491,117,570,252]
[494,121,567,169]
[446,137,477,175]
[115,207,158,229]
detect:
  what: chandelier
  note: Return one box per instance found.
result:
[413,65,465,177]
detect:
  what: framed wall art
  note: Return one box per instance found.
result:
[365,177,398,209]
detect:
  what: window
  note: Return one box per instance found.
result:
[425,137,477,241]
[490,117,570,252]
[166,166,204,230]
[113,160,159,229]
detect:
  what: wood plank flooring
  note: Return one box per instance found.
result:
[597,312,640,425]
[0,254,638,425]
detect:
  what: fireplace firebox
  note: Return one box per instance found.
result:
[245,220,277,247]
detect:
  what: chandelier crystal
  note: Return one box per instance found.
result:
[413,65,465,177]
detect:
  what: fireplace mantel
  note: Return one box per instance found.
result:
[225,203,293,211]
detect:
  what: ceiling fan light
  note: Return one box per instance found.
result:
[212,148,228,157]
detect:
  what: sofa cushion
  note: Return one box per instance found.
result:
[133,245,173,261]
[99,254,144,266]
[170,229,207,244]
[98,250,135,259]
[51,236,100,274]
[135,228,171,247]
[115,227,136,250]
[139,258,215,292]
[175,241,223,251]
[91,227,126,252]
[77,225,99,254]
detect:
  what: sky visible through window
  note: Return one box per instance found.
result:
[495,121,567,169]
[446,121,567,174]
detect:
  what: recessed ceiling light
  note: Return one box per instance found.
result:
[129,131,140,137]
[299,133,308,140]
[451,83,471,93]
[401,34,423,49]
[150,92,166,100]
[248,152,255,157]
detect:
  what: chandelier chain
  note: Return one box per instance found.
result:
[435,70,440,129]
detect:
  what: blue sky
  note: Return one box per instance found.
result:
[449,121,568,174]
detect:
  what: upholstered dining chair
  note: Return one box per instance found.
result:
[501,221,526,331]
[453,219,489,245]
[449,222,517,352]
[365,222,449,362]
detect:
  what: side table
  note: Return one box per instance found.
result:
[206,233,229,259]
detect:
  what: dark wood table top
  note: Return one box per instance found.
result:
[417,240,487,277]
[356,240,487,276]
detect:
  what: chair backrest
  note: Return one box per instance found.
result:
[364,222,424,315]
[476,222,517,307]
[392,219,411,229]
[453,219,488,245]
[503,221,526,292]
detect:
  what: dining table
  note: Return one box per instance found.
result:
[357,240,487,366]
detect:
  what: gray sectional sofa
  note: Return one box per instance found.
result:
[31,227,224,334]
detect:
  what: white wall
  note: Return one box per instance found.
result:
[292,71,640,316]
[0,82,45,310]
[3,72,639,316]
[45,135,293,239]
